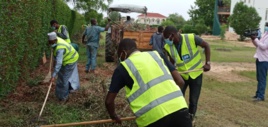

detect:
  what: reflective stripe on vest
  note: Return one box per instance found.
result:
[169,45,179,62]
[54,37,78,66]
[56,43,77,63]
[58,25,71,43]
[122,51,187,126]
[164,34,203,80]
[126,52,173,103]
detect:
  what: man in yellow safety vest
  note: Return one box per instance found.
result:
[163,26,211,122]
[47,32,80,103]
[50,20,71,43]
[105,38,192,127]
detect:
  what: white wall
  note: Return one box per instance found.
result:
[229,0,268,33]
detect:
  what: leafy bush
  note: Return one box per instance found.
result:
[220,24,227,40]
[196,23,207,36]
[228,2,261,41]
[161,19,176,27]
[0,0,85,97]
[182,24,198,34]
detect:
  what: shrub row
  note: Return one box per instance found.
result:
[0,0,85,97]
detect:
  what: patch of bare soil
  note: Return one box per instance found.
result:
[205,62,255,83]
[2,59,256,104]
[200,35,220,41]
[201,31,238,41]
[225,31,240,41]
[0,61,116,104]
[78,63,116,84]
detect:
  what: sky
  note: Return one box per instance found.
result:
[104,0,196,20]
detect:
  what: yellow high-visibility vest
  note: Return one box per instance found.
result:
[121,51,188,127]
[54,37,79,66]
[164,34,203,80]
[58,25,71,43]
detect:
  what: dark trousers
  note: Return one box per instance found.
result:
[147,108,192,127]
[182,74,203,116]
[255,59,268,99]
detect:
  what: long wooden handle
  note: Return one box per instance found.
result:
[48,49,53,73]
[38,82,53,120]
[179,69,203,74]
[40,116,136,127]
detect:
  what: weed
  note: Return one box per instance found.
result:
[26,76,43,87]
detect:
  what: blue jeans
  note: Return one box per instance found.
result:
[181,74,203,116]
[86,45,98,71]
[255,59,268,99]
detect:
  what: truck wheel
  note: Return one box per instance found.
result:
[105,33,115,62]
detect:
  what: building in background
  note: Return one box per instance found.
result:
[213,0,231,35]
[218,0,231,25]
[136,12,166,25]
[229,0,268,32]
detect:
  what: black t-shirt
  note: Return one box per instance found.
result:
[109,52,176,93]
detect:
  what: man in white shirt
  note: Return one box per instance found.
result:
[251,22,268,101]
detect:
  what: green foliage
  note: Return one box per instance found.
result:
[228,2,261,41]
[182,24,198,34]
[196,23,207,36]
[84,9,103,25]
[109,11,121,22]
[166,13,186,30]
[0,0,85,97]
[65,0,113,12]
[161,19,175,27]
[99,18,109,27]
[188,0,215,27]
[220,24,227,40]
[70,10,86,41]
[195,19,207,36]
[222,0,231,6]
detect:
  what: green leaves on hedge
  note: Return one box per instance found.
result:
[0,0,85,97]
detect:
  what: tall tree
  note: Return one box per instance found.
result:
[84,9,103,24]
[65,0,113,11]
[166,13,186,29]
[228,2,261,41]
[161,19,176,27]
[188,0,215,27]
[65,0,112,26]
[167,13,185,25]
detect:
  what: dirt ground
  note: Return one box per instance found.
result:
[205,62,255,83]
[201,31,256,82]
[4,61,255,102]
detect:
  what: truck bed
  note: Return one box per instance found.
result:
[123,31,154,51]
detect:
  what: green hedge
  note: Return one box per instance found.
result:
[0,0,85,97]
[182,24,198,35]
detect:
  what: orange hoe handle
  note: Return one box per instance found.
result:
[40,116,136,127]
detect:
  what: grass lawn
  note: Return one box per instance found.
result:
[192,39,268,127]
